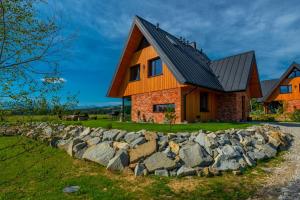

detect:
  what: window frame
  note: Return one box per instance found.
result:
[153,103,175,113]
[200,92,209,112]
[129,64,140,82]
[279,85,292,94]
[148,57,163,78]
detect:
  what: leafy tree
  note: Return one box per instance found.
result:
[164,107,177,131]
[0,0,73,118]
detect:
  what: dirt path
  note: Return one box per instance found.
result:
[250,123,300,200]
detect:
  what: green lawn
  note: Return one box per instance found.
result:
[5,114,254,133]
[0,136,285,200]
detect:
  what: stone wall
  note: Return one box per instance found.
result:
[0,123,292,177]
[131,88,182,123]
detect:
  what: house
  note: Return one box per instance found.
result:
[259,62,300,113]
[107,16,262,123]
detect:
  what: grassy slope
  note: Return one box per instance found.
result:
[0,136,285,200]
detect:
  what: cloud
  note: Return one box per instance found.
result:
[41,77,67,84]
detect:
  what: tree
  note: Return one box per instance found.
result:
[0,0,73,116]
[164,108,177,131]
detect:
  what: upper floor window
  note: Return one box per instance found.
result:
[148,57,163,77]
[129,64,140,82]
[153,104,175,112]
[279,85,292,94]
[288,68,300,78]
[200,92,209,112]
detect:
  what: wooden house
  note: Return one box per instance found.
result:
[107,16,262,123]
[260,62,300,113]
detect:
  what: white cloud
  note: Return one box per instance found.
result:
[41,77,67,84]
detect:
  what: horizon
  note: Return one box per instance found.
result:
[44,0,300,107]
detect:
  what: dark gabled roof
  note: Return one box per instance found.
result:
[135,16,224,91]
[209,51,256,92]
[107,15,261,96]
[260,62,300,102]
[257,79,279,102]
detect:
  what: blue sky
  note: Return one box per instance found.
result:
[47,0,300,107]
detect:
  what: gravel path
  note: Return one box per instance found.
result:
[250,123,300,200]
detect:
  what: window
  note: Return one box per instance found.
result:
[153,104,175,112]
[288,68,300,78]
[279,85,292,94]
[129,64,140,81]
[148,57,163,77]
[200,92,209,112]
[135,36,150,52]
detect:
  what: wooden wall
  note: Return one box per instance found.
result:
[248,62,262,98]
[118,45,183,97]
[267,76,300,102]
[183,86,217,122]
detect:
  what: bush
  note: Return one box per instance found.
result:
[251,114,276,122]
[291,110,300,122]
[105,123,113,129]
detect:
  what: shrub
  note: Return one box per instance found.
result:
[105,123,113,129]
[164,108,177,131]
[291,110,300,122]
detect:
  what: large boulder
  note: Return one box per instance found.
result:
[154,169,169,177]
[113,142,129,150]
[79,127,91,137]
[144,132,158,141]
[195,132,206,146]
[82,143,115,166]
[67,138,84,156]
[107,150,129,171]
[129,140,157,163]
[169,141,180,155]
[144,152,176,172]
[179,143,213,167]
[73,142,87,159]
[115,130,127,141]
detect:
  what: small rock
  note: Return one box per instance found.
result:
[113,142,129,150]
[144,132,158,141]
[155,169,169,177]
[86,137,101,146]
[63,186,80,193]
[134,163,146,176]
[130,137,146,148]
[79,127,91,137]
[232,170,242,176]
[103,129,119,141]
[169,141,180,155]
[176,166,196,177]
[115,130,127,141]
[124,132,141,143]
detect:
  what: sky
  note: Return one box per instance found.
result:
[45,0,300,107]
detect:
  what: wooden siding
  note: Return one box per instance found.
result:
[267,76,300,102]
[248,62,262,98]
[183,87,217,122]
[118,45,182,97]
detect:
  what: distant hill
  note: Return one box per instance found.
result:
[74,105,121,114]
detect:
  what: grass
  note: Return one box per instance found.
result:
[4,115,254,133]
[0,136,286,200]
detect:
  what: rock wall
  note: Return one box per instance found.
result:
[0,123,293,177]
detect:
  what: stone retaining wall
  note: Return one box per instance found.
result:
[0,123,293,177]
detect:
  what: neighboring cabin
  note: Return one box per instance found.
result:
[259,62,300,113]
[107,16,262,123]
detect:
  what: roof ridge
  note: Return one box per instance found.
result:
[213,50,255,62]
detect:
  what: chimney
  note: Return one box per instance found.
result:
[190,42,197,49]
[156,23,159,29]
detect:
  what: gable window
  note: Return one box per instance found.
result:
[200,92,209,112]
[148,57,163,77]
[129,64,140,82]
[135,36,150,52]
[288,68,300,78]
[279,85,292,94]
[153,104,175,112]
